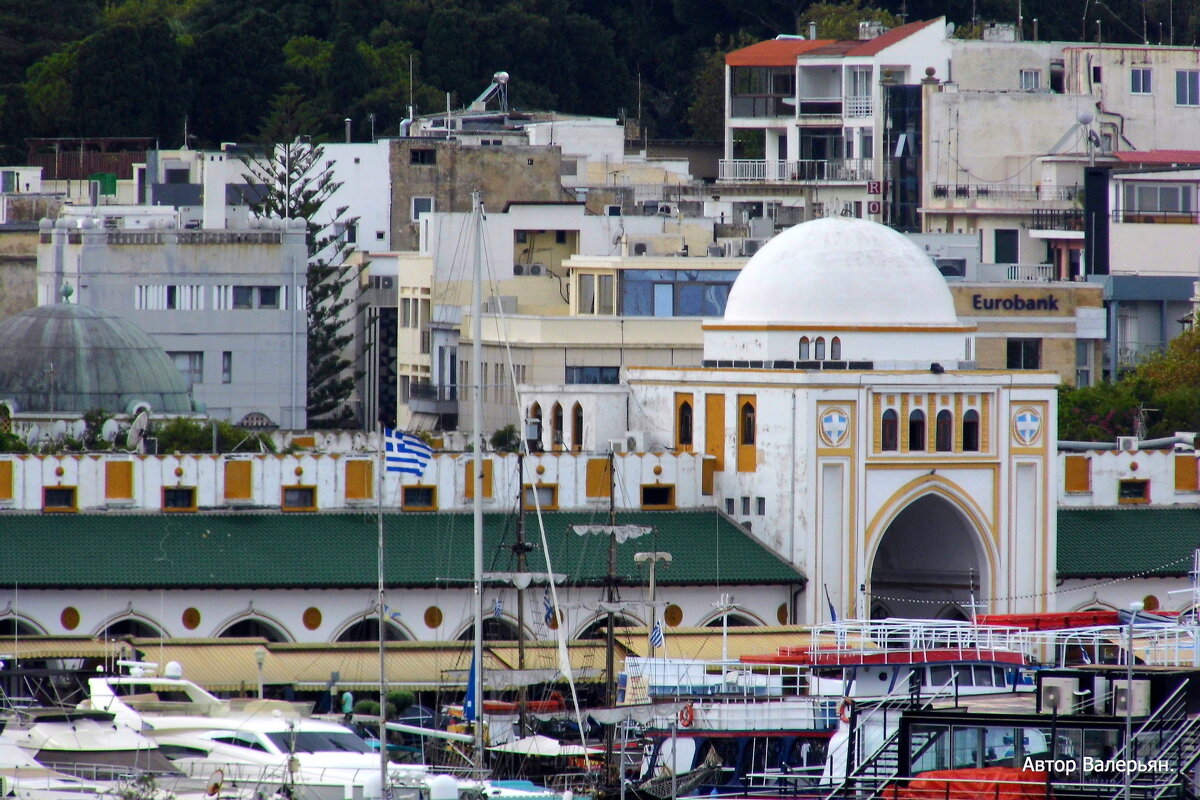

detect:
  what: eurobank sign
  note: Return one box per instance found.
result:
[972,293,1060,311]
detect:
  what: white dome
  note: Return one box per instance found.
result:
[724,218,959,326]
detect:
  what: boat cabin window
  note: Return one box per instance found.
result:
[265,730,374,754]
[211,733,270,752]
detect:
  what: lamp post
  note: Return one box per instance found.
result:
[1124,601,1143,800]
[714,594,741,664]
[254,645,267,700]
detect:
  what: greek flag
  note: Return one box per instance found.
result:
[493,597,504,619]
[384,428,432,476]
[543,588,555,625]
[650,620,665,648]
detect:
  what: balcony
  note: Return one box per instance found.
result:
[730,96,794,119]
[931,184,1081,202]
[1006,263,1056,280]
[1031,209,1084,232]
[408,381,458,417]
[719,158,873,183]
[1116,340,1163,368]
[1113,210,1200,225]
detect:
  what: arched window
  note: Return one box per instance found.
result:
[740,401,756,446]
[99,618,163,639]
[908,409,926,451]
[962,409,980,452]
[881,409,898,451]
[571,402,584,451]
[527,403,543,452]
[220,618,289,642]
[678,401,694,446]
[551,402,564,447]
[799,337,810,360]
[815,337,826,360]
[935,409,953,451]
[830,337,842,360]
[337,618,409,642]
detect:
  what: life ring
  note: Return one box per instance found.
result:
[678,704,695,728]
[837,697,854,724]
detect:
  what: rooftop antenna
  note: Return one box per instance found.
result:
[126,410,149,452]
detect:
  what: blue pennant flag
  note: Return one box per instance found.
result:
[493,597,504,619]
[543,588,555,625]
[463,651,478,722]
[383,429,433,476]
[824,584,838,623]
[650,619,665,648]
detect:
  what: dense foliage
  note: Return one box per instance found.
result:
[2,0,1196,163]
[1059,327,1200,442]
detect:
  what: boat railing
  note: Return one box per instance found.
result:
[800,619,1033,663]
[823,773,1178,800]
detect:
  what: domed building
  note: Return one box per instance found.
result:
[0,301,198,429]
[527,217,1060,622]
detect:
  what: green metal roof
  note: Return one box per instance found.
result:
[0,509,804,589]
[1058,507,1200,578]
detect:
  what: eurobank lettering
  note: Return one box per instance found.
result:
[972,294,1060,311]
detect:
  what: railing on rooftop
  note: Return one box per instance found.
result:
[1113,210,1200,225]
[1006,263,1057,281]
[719,158,873,183]
[931,184,1081,202]
[1031,208,1084,231]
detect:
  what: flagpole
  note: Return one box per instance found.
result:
[377,429,388,797]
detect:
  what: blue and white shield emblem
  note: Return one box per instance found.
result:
[820,408,850,447]
[1014,407,1041,446]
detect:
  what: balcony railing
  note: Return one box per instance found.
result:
[1006,263,1056,281]
[730,96,794,118]
[797,97,843,117]
[1113,210,1200,225]
[845,96,873,117]
[1117,341,1164,367]
[931,184,1081,202]
[1031,208,1084,231]
[719,158,873,183]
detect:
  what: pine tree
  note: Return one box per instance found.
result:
[241,86,363,428]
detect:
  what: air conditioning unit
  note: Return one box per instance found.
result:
[625,431,645,452]
[1113,679,1151,716]
[1040,677,1079,714]
[513,264,525,275]
[607,438,627,454]
[632,242,649,256]
[657,204,673,216]
[706,243,724,257]
[528,264,544,276]
[1117,436,1138,452]
[743,239,763,257]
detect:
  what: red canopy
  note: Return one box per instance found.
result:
[887,767,1050,800]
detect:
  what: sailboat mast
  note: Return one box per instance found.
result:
[377,436,388,795]
[604,449,617,786]
[471,189,486,768]
[515,453,529,735]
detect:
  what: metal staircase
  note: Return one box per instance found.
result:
[1099,679,1200,800]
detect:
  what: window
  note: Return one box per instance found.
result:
[1020,69,1041,91]
[163,487,197,511]
[43,486,77,512]
[1122,182,1194,214]
[555,230,567,244]
[881,409,898,451]
[741,496,751,515]
[402,485,437,510]
[1076,341,1092,387]
[725,498,735,515]
[994,229,1019,263]
[830,337,841,360]
[962,409,980,452]
[550,403,564,447]
[1007,338,1042,369]
[169,351,204,390]
[228,286,281,310]
[1092,65,1102,84]
[799,337,810,360]
[410,148,436,165]
[1131,68,1152,94]
[232,286,254,309]
[1177,70,1200,105]
[411,197,434,221]
[257,286,279,309]
[565,366,619,384]
[222,351,232,384]
[571,403,583,451]
[677,400,694,447]
[523,484,558,510]
[282,486,316,511]
[935,410,953,452]
[756,497,766,515]
[1118,479,1150,504]
[908,410,926,451]
[641,485,675,508]
[815,337,826,360]
[740,401,756,446]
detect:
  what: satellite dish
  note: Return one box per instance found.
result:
[50,420,67,441]
[206,769,224,797]
[70,419,87,439]
[126,411,149,451]
[100,418,119,443]
[1077,111,1095,126]
[25,425,41,448]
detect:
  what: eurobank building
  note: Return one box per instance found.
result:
[949,282,1106,387]
[523,218,1061,623]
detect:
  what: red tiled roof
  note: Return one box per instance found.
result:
[1113,150,1200,165]
[725,38,835,66]
[843,18,941,56]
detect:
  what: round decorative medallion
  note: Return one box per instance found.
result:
[777,603,789,624]
[60,606,80,630]
[423,606,443,629]
[664,604,684,627]
[302,607,322,630]
[181,607,201,630]
[818,407,851,447]
[1012,406,1042,446]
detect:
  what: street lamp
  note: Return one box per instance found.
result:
[254,645,267,700]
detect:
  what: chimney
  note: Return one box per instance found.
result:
[808,21,817,39]
[202,152,227,230]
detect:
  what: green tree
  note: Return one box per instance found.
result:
[152,417,276,454]
[243,88,363,428]
[800,0,899,40]
[24,47,77,136]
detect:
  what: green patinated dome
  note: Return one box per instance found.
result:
[0,304,195,415]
